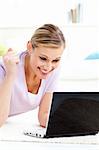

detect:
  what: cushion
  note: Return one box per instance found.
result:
[85,52,99,60]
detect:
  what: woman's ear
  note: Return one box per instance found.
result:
[27,41,33,53]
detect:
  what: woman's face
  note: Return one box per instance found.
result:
[29,45,64,79]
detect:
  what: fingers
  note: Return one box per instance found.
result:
[3,48,19,64]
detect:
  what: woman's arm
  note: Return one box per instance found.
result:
[0,49,19,127]
[38,92,53,128]
[0,75,15,127]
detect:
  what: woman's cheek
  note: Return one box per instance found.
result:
[39,60,45,66]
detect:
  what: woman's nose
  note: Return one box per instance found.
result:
[44,62,52,71]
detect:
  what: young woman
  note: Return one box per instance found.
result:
[0,24,65,127]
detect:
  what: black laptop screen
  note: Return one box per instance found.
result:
[46,92,99,138]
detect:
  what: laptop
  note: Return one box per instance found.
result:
[23,92,99,138]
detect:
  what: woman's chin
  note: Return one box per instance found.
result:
[39,73,49,79]
[38,71,50,79]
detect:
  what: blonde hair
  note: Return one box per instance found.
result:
[31,24,65,49]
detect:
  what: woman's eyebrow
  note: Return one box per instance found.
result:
[51,56,61,60]
[40,54,48,58]
[40,54,61,60]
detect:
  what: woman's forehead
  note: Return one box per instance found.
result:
[34,46,64,58]
[36,45,64,53]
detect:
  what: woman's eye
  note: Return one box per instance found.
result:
[53,59,60,63]
[39,57,47,61]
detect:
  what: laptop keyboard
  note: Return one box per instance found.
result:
[23,125,46,138]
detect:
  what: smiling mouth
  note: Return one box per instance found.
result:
[38,67,53,75]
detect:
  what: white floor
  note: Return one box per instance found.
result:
[0,109,99,149]
[0,141,99,150]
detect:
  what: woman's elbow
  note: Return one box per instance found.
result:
[0,116,8,127]
[0,120,5,127]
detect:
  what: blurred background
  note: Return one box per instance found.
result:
[0,0,99,91]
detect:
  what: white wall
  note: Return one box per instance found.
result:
[0,0,98,60]
[0,0,66,27]
[0,0,98,27]
[0,0,99,91]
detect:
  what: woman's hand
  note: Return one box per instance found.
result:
[38,93,53,128]
[3,48,19,78]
